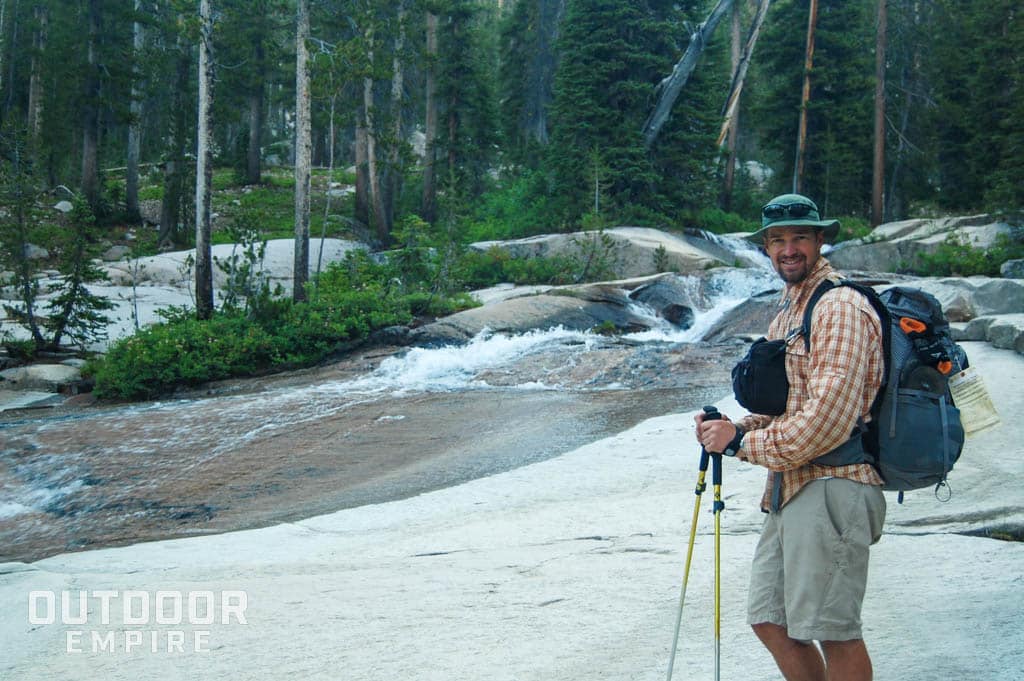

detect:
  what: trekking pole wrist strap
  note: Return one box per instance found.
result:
[723,425,744,457]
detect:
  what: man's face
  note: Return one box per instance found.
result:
[763,225,824,284]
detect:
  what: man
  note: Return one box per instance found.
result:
[696,193,886,681]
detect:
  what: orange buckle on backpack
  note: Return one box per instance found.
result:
[900,317,928,335]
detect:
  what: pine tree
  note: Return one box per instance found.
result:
[749,0,874,215]
[497,0,563,166]
[929,1,1023,211]
[546,0,722,226]
[436,0,498,199]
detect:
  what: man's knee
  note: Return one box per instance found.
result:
[751,621,790,646]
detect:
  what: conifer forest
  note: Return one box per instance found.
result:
[0,1,1021,335]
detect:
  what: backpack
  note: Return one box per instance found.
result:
[806,281,968,501]
[732,280,969,501]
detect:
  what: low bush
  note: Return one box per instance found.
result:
[91,315,280,400]
[910,231,1024,276]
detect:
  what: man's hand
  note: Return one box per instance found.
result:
[694,412,742,456]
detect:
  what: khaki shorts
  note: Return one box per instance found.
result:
[747,478,885,642]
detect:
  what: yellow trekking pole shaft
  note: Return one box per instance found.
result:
[714,481,723,681]
[667,406,720,681]
[712,453,725,681]
[666,464,707,681]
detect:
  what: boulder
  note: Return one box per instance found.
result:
[879,277,1024,322]
[1001,259,1024,279]
[628,276,699,328]
[99,238,368,295]
[471,227,733,279]
[700,291,780,342]
[138,199,163,226]
[0,389,65,411]
[986,315,1024,354]
[410,279,680,346]
[23,243,49,260]
[828,214,1016,273]
[102,245,132,261]
[0,364,81,392]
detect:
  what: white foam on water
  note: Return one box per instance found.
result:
[623,296,748,343]
[0,478,85,520]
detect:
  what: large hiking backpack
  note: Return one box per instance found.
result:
[803,281,969,500]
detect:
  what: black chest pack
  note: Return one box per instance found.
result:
[731,280,968,501]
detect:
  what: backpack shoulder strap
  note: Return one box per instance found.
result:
[801,278,893,403]
[801,279,894,464]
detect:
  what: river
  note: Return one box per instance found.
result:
[0,276,770,563]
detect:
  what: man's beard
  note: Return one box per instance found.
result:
[775,257,814,283]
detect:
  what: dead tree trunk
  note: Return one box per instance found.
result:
[720,3,742,210]
[293,0,311,302]
[871,0,887,226]
[194,0,215,320]
[642,0,734,150]
[27,4,46,143]
[717,0,770,147]
[792,0,818,194]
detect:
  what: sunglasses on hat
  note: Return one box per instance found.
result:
[762,202,814,220]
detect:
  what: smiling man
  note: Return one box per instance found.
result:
[696,194,887,681]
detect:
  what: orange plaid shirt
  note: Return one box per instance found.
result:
[737,258,885,511]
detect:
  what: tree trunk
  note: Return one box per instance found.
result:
[293,0,311,302]
[0,0,14,123]
[717,0,770,147]
[642,0,734,150]
[383,0,406,236]
[194,0,215,320]
[420,11,438,223]
[720,2,742,210]
[125,0,143,221]
[158,31,191,248]
[525,0,564,146]
[871,0,887,226]
[364,70,387,245]
[793,0,818,194]
[246,41,264,185]
[0,0,7,109]
[354,113,369,227]
[80,0,101,211]
[27,3,46,143]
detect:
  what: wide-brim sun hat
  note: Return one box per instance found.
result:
[746,193,840,243]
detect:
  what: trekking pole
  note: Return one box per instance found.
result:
[712,445,725,681]
[666,406,721,681]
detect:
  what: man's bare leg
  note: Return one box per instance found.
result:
[751,622,826,681]
[820,639,872,681]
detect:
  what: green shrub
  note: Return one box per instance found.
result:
[911,231,1024,276]
[92,315,279,400]
[453,247,579,287]
[690,207,756,235]
[834,215,874,244]
[462,170,556,241]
